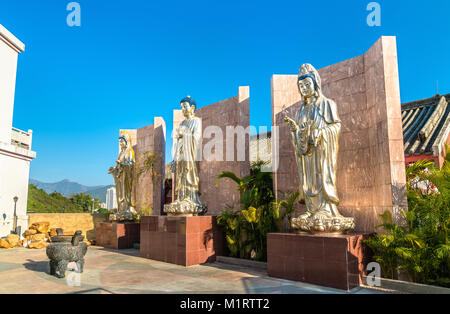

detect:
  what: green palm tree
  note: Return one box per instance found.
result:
[215,161,276,261]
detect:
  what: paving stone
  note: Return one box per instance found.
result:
[0,246,386,294]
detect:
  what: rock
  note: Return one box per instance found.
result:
[25,229,37,236]
[30,222,50,233]
[6,234,20,247]
[28,241,48,249]
[22,238,31,247]
[49,228,58,237]
[0,238,11,249]
[30,233,46,242]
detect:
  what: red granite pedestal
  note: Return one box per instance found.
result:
[95,222,140,250]
[267,233,372,291]
[140,216,224,266]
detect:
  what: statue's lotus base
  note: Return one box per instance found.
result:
[140,216,224,266]
[109,210,137,222]
[267,233,372,291]
[291,213,355,234]
[163,200,206,217]
[95,222,140,250]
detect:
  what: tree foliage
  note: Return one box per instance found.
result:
[27,184,100,213]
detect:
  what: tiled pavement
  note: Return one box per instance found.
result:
[0,246,387,294]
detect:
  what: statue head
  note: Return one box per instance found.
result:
[180,95,196,118]
[117,130,135,163]
[297,63,321,100]
[119,130,132,151]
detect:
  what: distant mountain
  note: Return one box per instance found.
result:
[29,179,113,202]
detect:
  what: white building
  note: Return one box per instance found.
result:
[250,131,272,171]
[0,25,36,238]
[106,187,117,210]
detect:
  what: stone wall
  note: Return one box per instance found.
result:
[172,87,251,215]
[121,117,166,216]
[272,36,407,233]
[27,213,108,241]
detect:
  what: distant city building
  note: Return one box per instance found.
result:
[106,187,117,210]
[100,202,107,209]
[0,25,36,238]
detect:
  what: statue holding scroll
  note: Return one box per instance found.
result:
[284,63,355,233]
[108,130,137,221]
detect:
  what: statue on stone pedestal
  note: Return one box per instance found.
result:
[164,96,207,216]
[108,130,137,221]
[283,63,355,234]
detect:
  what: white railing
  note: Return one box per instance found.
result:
[11,127,32,150]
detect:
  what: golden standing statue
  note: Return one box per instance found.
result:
[164,96,207,216]
[284,64,355,233]
[108,130,137,221]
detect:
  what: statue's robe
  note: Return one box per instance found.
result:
[113,148,134,212]
[290,95,341,217]
[174,116,203,205]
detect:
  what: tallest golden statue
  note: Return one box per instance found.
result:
[284,64,355,234]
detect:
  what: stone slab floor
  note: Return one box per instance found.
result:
[0,246,387,294]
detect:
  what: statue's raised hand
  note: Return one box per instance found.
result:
[284,116,298,132]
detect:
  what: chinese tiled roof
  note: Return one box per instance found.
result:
[402,94,450,157]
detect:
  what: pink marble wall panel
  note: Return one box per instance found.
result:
[272,37,407,233]
[121,117,166,216]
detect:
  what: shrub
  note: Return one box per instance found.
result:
[365,155,450,287]
[216,161,299,261]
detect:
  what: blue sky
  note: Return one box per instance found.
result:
[1,0,449,186]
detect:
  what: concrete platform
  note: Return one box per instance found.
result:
[267,233,372,291]
[95,222,140,249]
[0,246,387,294]
[140,216,224,266]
